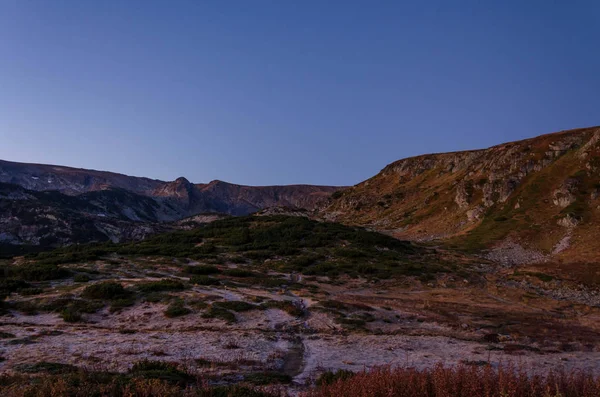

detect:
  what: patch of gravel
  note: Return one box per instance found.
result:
[484,241,547,266]
[298,334,600,383]
[552,232,572,254]
[501,280,600,307]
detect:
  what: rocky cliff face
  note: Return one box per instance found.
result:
[0,183,172,247]
[323,126,600,263]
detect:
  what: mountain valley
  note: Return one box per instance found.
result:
[2,127,600,396]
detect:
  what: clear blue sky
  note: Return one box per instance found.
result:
[1,1,598,186]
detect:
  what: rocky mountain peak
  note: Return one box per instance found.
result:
[175,176,191,185]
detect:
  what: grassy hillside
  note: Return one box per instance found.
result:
[324,126,600,263]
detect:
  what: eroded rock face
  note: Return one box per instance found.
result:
[455,182,471,209]
[553,179,579,208]
[558,214,580,228]
[466,206,484,221]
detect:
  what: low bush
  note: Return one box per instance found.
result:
[17,264,71,281]
[129,359,193,385]
[214,301,257,312]
[19,287,44,296]
[0,279,31,296]
[109,297,136,313]
[316,369,355,386]
[82,282,129,300]
[73,274,91,283]
[66,298,105,314]
[137,279,186,293]
[190,275,221,286]
[144,292,167,303]
[250,277,289,288]
[164,301,191,318]
[184,265,221,275]
[60,308,83,323]
[202,305,236,323]
[223,269,257,278]
[244,371,292,385]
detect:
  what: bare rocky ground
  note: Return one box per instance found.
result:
[1,255,600,394]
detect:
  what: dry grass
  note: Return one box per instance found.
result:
[0,371,282,397]
[303,364,600,397]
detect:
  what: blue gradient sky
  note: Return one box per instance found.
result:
[1,1,598,186]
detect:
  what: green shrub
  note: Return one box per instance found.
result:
[25,297,104,320]
[144,292,167,303]
[12,300,40,315]
[73,274,91,283]
[109,297,136,313]
[215,301,257,312]
[137,279,186,292]
[69,299,105,314]
[129,359,192,385]
[243,250,274,261]
[331,190,343,199]
[229,256,247,264]
[357,264,377,275]
[251,277,289,288]
[289,255,319,269]
[0,279,32,296]
[60,308,83,323]
[164,301,191,318]
[244,371,292,385]
[202,305,236,323]
[82,282,129,300]
[185,265,220,275]
[190,275,221,286]
[316,369,355,386]
[18,264,71,281]
[20,287,44,296]
[223,269,256,278]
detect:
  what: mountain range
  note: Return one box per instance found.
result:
[0,159,340,247]
[3,125,600,268]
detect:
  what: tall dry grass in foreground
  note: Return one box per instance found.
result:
[302,364,600,397]
[2,364,600,396]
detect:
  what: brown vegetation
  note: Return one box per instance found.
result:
[303,364,600,397]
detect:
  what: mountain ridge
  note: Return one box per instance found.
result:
[0,159,343,247]
[323,125,600,265]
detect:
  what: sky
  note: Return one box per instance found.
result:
[0,1,599,186]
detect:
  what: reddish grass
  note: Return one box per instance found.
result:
[303,364,600,397]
